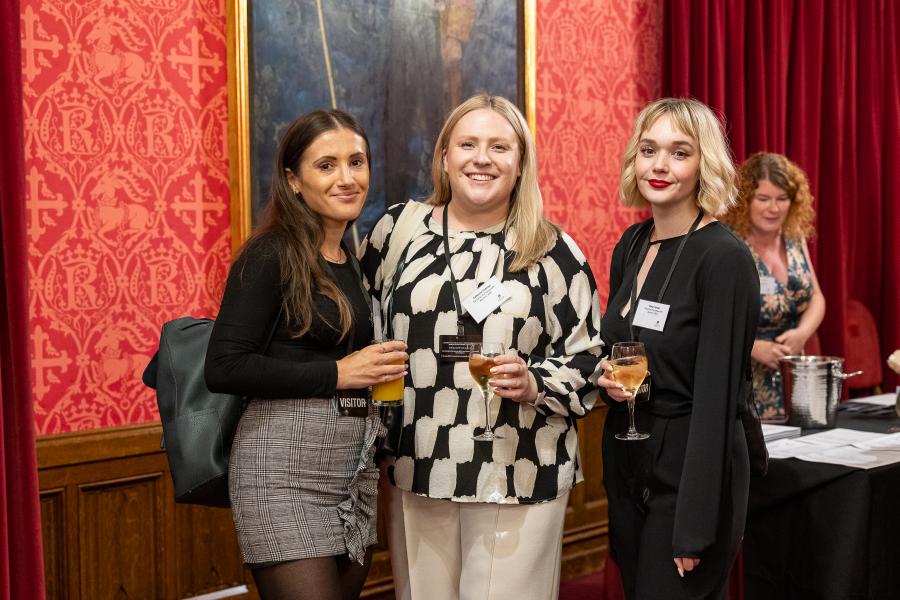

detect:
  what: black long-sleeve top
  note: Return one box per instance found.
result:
[205,235,372,399]
[601,219,759,556]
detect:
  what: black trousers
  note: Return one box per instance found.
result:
[602,408,749,600]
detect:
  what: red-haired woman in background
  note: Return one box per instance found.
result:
[724,152,825,421]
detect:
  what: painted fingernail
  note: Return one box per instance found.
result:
[677,567,684,578]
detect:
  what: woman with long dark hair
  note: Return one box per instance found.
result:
[205,110,407,599]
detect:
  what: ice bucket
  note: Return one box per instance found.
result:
[777,356,862,429]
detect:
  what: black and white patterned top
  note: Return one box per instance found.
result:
[360,202,603,504]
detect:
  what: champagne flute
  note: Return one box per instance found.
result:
[611,342,650,441]
[469,342,505,441]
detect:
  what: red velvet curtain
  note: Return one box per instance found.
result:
[663,0,900,390]
[1,0,46,596]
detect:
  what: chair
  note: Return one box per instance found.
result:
[844,299,882,395]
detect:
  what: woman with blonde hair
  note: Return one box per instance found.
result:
[723,152,825,421]
[596,98,759,599]
[360,94,603,599]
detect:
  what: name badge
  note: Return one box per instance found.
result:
[438,334,482,362]
[632,299,670,332]
[759,275,778,295]
[335,390,369,417]
[461,276,511,323]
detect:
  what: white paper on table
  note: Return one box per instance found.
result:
[852,432,900,452]
[849,393,896,407]
[793,428,883,447]
[766,438,822,459]
[762,424,801,442]
[795,446,900,469]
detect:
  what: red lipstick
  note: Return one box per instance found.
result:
[648,179,672,189]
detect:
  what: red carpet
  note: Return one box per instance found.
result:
[559,569,604,600]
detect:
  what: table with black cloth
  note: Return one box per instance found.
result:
[744,411,900,600]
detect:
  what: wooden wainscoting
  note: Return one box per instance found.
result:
[37,408,609,599]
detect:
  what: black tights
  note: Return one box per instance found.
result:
[251,549,373,600]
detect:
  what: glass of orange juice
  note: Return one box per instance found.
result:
[372,338,405,407]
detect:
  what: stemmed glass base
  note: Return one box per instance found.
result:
[615,398,649,441]
[615,430,650,441]
[473,386,503,441]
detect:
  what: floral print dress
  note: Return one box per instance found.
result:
[748,237,814,420]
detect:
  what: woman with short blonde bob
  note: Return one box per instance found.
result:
[360,94,603,599]
[597,98,759,599]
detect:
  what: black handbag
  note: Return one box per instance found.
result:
[142,312,280,507]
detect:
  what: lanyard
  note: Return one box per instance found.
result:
[628,210,703,341]
[441,203,507,335]
[322,240,372,355]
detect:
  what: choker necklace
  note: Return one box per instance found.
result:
[321,247,346,263]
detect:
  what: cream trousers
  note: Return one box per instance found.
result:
[384,483,569,600]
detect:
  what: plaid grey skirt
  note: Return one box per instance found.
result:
[228,397,383,565]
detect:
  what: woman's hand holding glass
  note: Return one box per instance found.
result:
[469,342,505,441]
[335,340,408,390]
[599,342,649,441]
[597,361,635,402]
[489,353,538,404]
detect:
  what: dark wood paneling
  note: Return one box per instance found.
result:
[562,407,609,580]
[78,474,164,599]
[38,409,609,599]
[38,425,250,600]
[40,489,65,599]
[174,504,248,597]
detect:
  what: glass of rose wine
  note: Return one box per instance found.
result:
[611,342,650,441]
[469,342,505,441]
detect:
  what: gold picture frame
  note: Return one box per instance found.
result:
[226,0,537,252]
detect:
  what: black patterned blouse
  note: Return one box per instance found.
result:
[359,202,603,504]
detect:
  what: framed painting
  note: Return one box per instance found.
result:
[227,0,536,251]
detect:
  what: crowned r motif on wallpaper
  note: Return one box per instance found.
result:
[22,0,231,434]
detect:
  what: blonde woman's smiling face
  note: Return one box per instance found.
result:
[442,108,521,216]
[635,115,701,210]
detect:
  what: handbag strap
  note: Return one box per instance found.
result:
[380,201,431,335]
[382,201,431,300]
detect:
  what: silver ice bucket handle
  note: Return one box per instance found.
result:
[834,367,863,380]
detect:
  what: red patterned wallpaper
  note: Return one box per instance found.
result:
[22,0,232,434]
[536,0,661,307]
[22,0,661,433]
